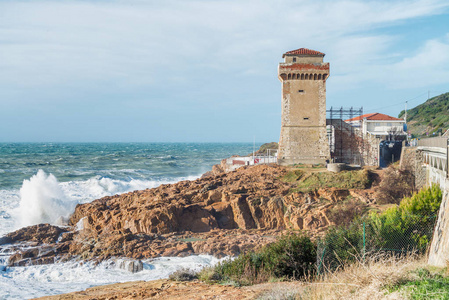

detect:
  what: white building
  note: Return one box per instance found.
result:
[345,113,407,140]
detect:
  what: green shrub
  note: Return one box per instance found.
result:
[168,268,197,281]
[318,221,364,271]
[319,185,442,272]
[388,267,449,299]
[196,266,223,283]
[375,165,415,204]
[368,185,442,253]
[214,234,316,285]
[328,198,367,227]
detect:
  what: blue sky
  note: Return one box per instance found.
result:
[1,0,448,142]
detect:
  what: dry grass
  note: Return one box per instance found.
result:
[256,254,429,300]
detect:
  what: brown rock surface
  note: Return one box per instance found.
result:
[33,280,239,300]
[0,224,68,245]
[34,279,300,300]
[2,165,378,266]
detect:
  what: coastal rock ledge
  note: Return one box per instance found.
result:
[1,164,375,266]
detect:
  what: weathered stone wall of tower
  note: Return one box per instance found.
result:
[278,55,330,165]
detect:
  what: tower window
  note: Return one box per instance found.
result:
[298,90,304,93]
[293,57,297,62]
[304,117,309,120]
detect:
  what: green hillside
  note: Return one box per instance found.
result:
[398,92,449,137]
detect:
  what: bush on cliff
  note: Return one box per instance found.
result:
[367,184,442,253]
[319,185,443,272]
[327,198,367,227]
[375,164,415,204]
[210,234,316,285]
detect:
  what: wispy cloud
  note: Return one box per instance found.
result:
[1,0,447,89]
[0,0,448,141]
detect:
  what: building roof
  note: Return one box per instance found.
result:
[345,113,404,122]
[282,48,325,58]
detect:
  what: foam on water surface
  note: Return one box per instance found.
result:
[0,143,259,299]
[1,170,198,236]
[0,255,225,299]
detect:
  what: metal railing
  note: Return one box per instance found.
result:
[417,137,448,148]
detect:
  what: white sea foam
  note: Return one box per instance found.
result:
[0,255,225,300]
[0,170,199,236]
[0,170,206,299]
[18,170,76,228]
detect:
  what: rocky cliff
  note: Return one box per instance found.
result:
[1,165,377,266]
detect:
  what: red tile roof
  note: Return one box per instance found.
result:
[345,113,403,122]
[282,48,325,58]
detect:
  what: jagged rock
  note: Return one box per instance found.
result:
[117,258,143,273]
[1,165,378,266]
[1,224,68,245]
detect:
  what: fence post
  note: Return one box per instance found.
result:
[317,246,326,275]
[363,222,366,263]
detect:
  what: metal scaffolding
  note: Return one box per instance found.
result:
[326,107,363,163]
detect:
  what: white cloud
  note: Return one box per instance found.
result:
[385,36,449,88]
[0,0,448,98]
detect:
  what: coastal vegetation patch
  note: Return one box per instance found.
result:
[282,169,371,192]
[199,234,316,286]
[387,267,449,299]
[318,184,442,272]
[398,92,449,137]
[191,185,442,289]
[375,164,416,204]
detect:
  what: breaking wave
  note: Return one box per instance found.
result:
[6,170,199,233]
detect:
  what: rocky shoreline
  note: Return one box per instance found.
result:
[0,163,383,299]
[0,164,379,269]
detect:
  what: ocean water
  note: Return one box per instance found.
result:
[0,142,257,299]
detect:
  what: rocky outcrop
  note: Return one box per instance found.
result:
[2,165,376,266]
[0,224,68,245]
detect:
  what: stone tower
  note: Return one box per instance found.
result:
[277,48,330,165]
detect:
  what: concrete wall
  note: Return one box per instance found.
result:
[400,145,449,267]
[366,121,404,134]
[277,53,330,165]
[428,181,449,266]
[284,55,323,64]
[400,147,426,190]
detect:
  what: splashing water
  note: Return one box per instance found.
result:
[18,170,76,227]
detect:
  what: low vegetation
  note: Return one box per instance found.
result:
[375,164,415,204]
[398,92,449,137]
[168,183,446,299]
[282,169,371,192]
[168,268,197,281]
[320,185,442,271]
[327,198,367,227]
[388,267,449,300]
[198,234,316,286]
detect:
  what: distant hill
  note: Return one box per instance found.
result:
[398,92,449,137]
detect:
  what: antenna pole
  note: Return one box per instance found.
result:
[405,101,407,123]
[253,136,255,163]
